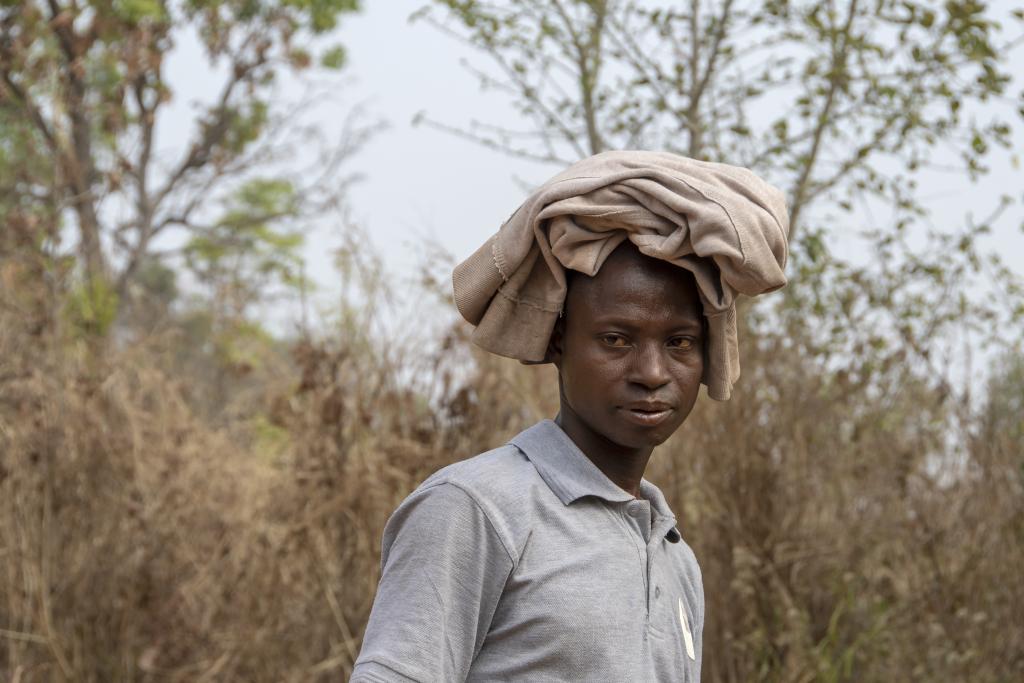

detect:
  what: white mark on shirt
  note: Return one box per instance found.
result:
[678,597,696,660]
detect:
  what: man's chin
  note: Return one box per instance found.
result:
[606,423,678,451]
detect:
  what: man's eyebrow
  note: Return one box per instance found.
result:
[589,316,704,332]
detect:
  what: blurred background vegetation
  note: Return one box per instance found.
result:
[2,0,1023,680]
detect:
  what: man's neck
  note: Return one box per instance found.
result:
[554,410,652,498]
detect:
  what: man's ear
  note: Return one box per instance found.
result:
[547,314,565,366]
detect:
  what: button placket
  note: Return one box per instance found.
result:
[626,500,657,627]
[645,516,675,631]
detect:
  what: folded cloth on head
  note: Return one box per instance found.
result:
[452,150,789,401]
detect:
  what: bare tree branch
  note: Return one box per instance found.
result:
[550,0,606,154]
[787,0,860,242]
[151,47,262,211]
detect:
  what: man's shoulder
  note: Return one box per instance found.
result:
[416,441,545,524]
[398,434,551,558]
[422,440,534,493]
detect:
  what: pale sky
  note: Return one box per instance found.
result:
[321,2,554,273]
[162,0,1024,330]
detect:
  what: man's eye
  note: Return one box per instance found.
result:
[669,337,694,350]
[600,334,628,347]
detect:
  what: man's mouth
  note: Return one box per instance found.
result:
[621,403,675,426]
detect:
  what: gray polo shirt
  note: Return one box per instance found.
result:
[351,419,704,682]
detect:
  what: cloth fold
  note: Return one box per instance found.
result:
[452,150,789,401]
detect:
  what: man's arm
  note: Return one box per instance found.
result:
[351,482,514,682]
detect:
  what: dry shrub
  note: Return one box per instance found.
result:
[2,268,1022,681]
[0,266,553,680]
[1,312,279,680]
[647,318,1024,681]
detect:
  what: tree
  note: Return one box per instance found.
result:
[415,0,1024,371]
[0,0,366,337]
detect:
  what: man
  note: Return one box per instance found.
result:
[352,151,789,682]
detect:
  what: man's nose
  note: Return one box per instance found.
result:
[630,342,671,389]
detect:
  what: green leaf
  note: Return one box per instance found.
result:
[65,278,120,338]
[113,0,168,22]
[321,45,347,70]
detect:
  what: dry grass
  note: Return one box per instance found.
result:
[1,267,1022,681]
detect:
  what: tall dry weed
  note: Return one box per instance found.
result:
[649,317,1024,681]
[2,257,1022,681]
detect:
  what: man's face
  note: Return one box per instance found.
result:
[551,244,705,453]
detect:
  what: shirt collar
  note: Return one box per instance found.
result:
[639,478,683,543]
[510,420,682,542]
[511,419,634,505]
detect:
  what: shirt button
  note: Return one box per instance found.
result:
[627,502,642,516]
[655,586,661,599]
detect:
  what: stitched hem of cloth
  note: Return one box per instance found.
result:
[490,237,509,282]
[494,285,563,314]
[351,659,424,682]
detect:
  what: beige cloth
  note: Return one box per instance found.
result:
[452,150,789,401]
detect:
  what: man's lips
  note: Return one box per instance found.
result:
[620,402,675,426]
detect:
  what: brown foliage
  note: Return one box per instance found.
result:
[653,326,1024,681]
[1,276,1022,681]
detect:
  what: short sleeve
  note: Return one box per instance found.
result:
[351,482,514,682]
